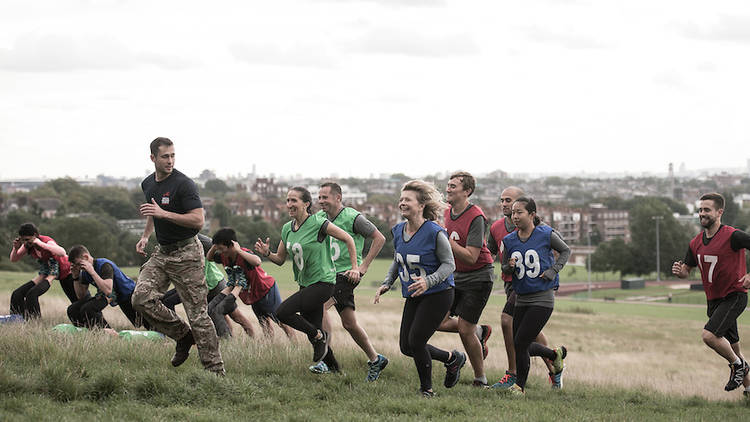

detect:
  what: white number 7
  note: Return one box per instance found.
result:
[698,254,718,284]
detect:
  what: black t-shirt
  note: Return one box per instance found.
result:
[141,169,202,245]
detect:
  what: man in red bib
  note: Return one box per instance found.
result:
[437,171,494,387]
[673,192,750,396]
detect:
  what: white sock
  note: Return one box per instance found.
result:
[475,375,487,384]
[475,325,483,337]
[733,358,742,366]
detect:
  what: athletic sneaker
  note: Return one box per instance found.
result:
[552,346,567,374]
[309,361,330,374]
[725,360,749,391]
[490,371,517,389]
[507,383,525,396]
[311,330,329,362]
[366,354,389,382]
[443,350,466,388]
[420,389,436,398]
[472,379,488,387]
[549,370,563,389]
[478,325,492,360]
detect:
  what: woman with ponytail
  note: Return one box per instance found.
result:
[255,187,360,373]
[374,180,465,397]
[499,196,571,394]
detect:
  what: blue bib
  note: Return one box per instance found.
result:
[81,258,135,305]
[503,225,559,294]
[392,221,454,298]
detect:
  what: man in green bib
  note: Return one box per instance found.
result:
[315,182,389,381]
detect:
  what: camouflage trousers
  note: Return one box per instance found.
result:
[132,236,223,371]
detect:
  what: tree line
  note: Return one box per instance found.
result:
[3,178,749,278]
[0,178,395,271]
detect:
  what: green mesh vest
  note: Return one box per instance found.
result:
[281,213,336,287]
[318,208,364,272]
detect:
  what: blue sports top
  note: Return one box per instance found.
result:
[502,224,559,295]
[392,220,454,298]
[80,258,136,305]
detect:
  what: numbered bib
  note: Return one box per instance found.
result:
[510,249,541,279]
[396,253,427,282]
[288,242,304,271]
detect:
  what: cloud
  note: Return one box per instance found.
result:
[0,32,198,72]
[352,27,479,57]
[229,41,339,68]
[525,27,610,49]
[316,0,444,7]
[652,71,685,88]
[682,15,750,43]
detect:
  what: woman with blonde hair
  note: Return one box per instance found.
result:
[375,180,465,397]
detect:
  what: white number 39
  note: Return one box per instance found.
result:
[510,249,541,279]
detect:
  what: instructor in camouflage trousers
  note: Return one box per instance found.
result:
[131,137,224,375]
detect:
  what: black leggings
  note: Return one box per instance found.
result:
[10,274,81,320]
[276,282,339,369]
[513,305,556,389]
[10,280,50,319]
[67,294,148,330]
[67,294,110,328]
[399,288,454,392]
[59,274,79,305]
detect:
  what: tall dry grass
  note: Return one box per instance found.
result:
[1,287,748,402]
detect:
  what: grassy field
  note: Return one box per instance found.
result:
[1,263,749,420]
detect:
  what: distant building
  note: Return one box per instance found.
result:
[734,194,750,209]
[250,177,287,200]
[541,206,587,244]
[589,204,630,243]
[34,198,61,219]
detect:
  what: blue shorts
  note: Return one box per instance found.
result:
[251,282,282,324]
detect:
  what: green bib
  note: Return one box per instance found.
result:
[318,208,364,272]
[204,261,224,290]
[281,213,336,287]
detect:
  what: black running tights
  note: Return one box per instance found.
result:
[399,288,454,391]
[513,305,555,389]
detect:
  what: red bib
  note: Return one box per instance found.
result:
[444,205,493,273]
[489,218,515,283]
[689,225,747,300]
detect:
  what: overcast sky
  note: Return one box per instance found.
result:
[1,0,749,181]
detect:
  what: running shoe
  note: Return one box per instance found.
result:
[490,370,517,389]
[725,360,749,391]
[552,346,567,374]
[311,330,329,362]
[507,383,525,396]
[478,325,492,360]
[309,361,330,374]
[420,389,436,398]
[472,379,488,387]
[366,354,389,382]
[443,350,466,388]
[550,370,563,389]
